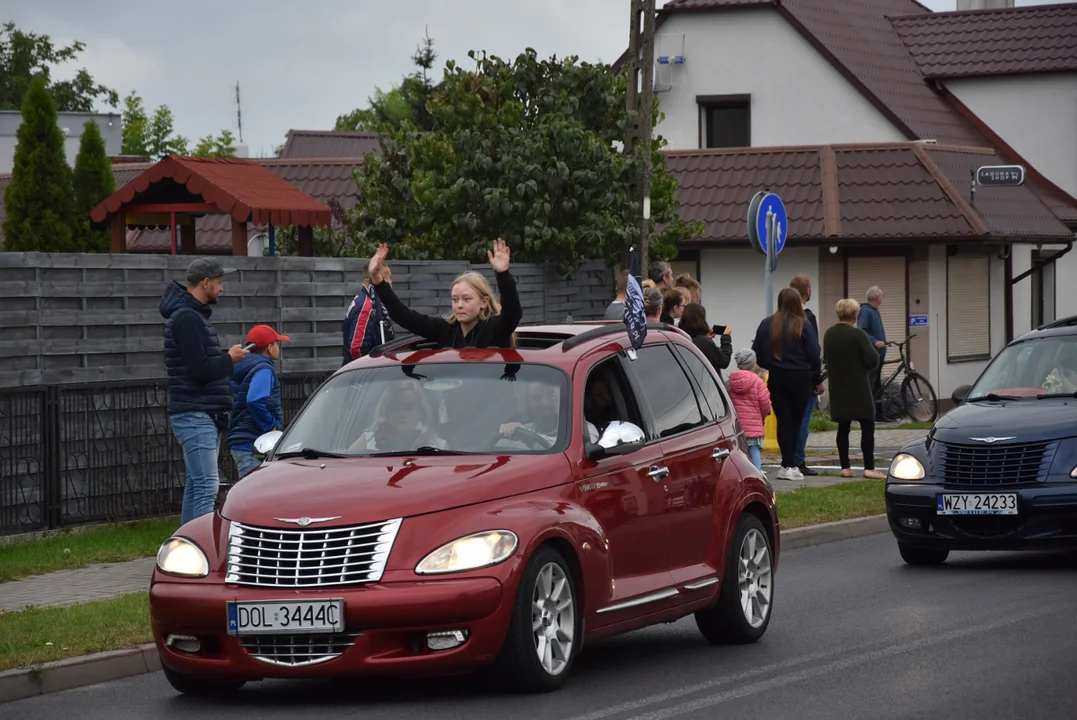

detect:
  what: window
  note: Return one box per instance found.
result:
[276,362,571,456]
[947,252,991,362]
[968,336,1077,399]
[697,95,750,149]
[673,344,728,420]
[626,346,705,438]
[583,358,645,443]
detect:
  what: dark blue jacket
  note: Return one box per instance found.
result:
[228,354,283,450]
[752,315,823,382]
[342,284,394,364]
[159,282,233,417]
[857,304,887,360]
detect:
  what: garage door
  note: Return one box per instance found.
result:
[846,256,907,378]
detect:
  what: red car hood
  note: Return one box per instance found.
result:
[220,454,569,527]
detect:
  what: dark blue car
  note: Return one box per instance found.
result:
[886,316,1077,565]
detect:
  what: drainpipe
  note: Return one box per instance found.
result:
[1010,241,1073,333]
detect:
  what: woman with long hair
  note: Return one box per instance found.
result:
[752,287,822,480]
[366,240,522,348]
[679,303,732,373]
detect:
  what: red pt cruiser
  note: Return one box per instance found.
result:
[151,322,780,694]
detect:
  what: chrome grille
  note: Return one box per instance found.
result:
[240,632,359,667]
[936,441,1053,485]
[226,519,402,587]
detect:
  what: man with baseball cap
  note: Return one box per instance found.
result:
[228,325,290,478]
[160,257,248,524]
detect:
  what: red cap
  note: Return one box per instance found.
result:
[246,324,290,349]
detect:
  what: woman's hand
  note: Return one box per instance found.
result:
[489,238,511,273]
[500,421,524,437]
[368,243,389,284]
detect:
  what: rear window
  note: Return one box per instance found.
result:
[277,362,571,456]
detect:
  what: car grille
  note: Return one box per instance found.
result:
[240,632,360,667]
[226,519,402,587]
[936,441,1053,485]
[950,516,1025,539]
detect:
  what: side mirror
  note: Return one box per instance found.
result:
[951,385,972,405]
[585,421,646,461]
[253,430,283,460]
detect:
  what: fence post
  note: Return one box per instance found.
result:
[41,385,62,529]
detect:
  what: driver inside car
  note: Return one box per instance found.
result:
[349,383,446,453]
[1041,343,1077,394]
[498,380,562,449]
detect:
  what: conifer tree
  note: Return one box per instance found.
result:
[72,119,116,252]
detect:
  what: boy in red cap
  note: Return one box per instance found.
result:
[228,325,289,478]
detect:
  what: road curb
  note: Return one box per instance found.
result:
[781,514,890,551]
[0,514,893,704]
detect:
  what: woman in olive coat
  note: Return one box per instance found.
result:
[823,299,884,479]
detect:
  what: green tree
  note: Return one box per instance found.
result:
[192,129,237,158]
[72,120,117,252]
[120,91,188,158]
[0,23,119,112]
[335,29,439,133]
[343,49,701,274]
[2,75,78,252]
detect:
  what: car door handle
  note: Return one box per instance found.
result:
[648,466,669,481]
[712,448,731,462]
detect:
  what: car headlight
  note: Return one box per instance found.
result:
[889,453,926,481]
[1071,466,1077,479]
[156,537,210,578]
[415,530,518,575]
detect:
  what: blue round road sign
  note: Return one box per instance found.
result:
[756,193,787,255]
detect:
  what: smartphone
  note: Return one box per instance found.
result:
[242,342,257,351]
[712,325,726,336]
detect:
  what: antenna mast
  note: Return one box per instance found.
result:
[235,81,243,143]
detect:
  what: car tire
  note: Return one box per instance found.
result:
[162,664,246,695]
[695,513,773,645]
[496,545,580,693]
[898,542,949,566]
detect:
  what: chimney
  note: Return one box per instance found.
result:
[956,0,1014,9]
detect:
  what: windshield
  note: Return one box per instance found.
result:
[276,362,570,457]
[967,335,1077,399]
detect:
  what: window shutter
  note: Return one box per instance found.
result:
[947,253,991,361]
[847,256,908,380]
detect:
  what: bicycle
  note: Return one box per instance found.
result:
[873,334,938,423]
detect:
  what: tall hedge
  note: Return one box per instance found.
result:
[72,120,116,252]
[2,74,78,252]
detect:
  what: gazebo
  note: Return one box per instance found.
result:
[90,155,333,256]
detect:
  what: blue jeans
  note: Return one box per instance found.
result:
[171,412,223,525]
[746,437,763,469]
[230,448,261,479]
[794,395,816,467]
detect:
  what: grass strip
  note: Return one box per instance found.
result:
[0,517,179,583]
[0,592,152,671]
[777,479,885,529]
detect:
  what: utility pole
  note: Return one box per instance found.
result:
[235,82,243,143]
[623,0,656,272]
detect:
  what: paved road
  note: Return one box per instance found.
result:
[7,534,1075,720]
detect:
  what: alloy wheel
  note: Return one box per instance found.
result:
[531,561,575,676]
[738,528,772,628]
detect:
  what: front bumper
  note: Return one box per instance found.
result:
[150,575,513,680]
[886,481,1077,551]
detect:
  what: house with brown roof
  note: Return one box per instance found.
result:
[642,0,1077,400]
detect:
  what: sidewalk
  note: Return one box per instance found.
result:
[807,427,926,451]
[0,558,155,616]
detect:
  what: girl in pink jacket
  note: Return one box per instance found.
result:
[727,348,772,469]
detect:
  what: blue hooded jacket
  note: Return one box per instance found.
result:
[228,354,283,450]
[159,282,233,417]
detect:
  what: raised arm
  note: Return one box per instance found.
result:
[368,243,451,342]
[484,239,522,345]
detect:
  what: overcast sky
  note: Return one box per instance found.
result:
[6,0,1052,157]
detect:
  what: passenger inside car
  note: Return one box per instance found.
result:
[498,379,562,450]
[1042,342,1077,394]
[349,382,447,453]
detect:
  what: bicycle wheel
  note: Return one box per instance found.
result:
[901,373,938,423]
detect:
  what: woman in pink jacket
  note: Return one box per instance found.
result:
[727,348,772,469]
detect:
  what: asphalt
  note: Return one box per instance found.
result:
[5,533,1075,720]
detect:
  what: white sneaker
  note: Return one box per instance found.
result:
[775,466,791,480]
[787,467,804,481]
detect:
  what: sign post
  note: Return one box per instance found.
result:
[748,192,788,317]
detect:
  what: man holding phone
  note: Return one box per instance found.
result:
[228,325,289,478]
[160,257,249,524]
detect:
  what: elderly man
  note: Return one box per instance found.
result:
[648,261,673,290]
[857,286,887,421]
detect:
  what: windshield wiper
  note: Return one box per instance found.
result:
[967,393,1025,402]
[368,446,468,457]
[1036,391,1077,399]
[276,447,349,460]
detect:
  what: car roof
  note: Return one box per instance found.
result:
[1014,315,1077,343]
[340,321,690,372]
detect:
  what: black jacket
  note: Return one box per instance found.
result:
[691,333,733,374]
[372,271,523,348]
[752,314,823,383]
[159,282,233,417]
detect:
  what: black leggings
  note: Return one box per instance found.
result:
[768,370,814,468]
[837,419,875,470]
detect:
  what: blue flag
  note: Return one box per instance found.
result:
[623,247,647,350]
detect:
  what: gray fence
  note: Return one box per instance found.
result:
[0,253,615,388]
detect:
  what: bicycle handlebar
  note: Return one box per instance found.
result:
[885,334,917,347]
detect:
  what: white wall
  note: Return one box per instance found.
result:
[698,245,819,377]
[1010,244,1032,338]
[653,8,907,149]
[926,245,1009,400]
